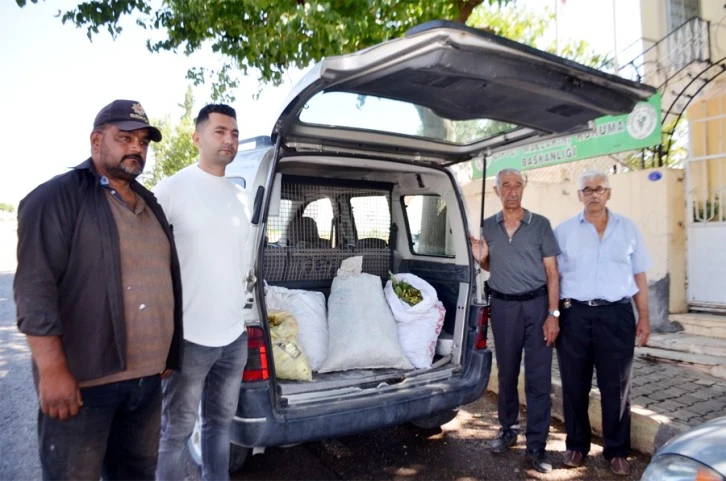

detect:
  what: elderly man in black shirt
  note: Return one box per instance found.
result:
[471,168,560,473]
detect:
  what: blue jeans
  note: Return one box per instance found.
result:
[157,332,248,481]
[37,375,162,481]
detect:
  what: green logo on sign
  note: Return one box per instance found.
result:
[471,93,662,179]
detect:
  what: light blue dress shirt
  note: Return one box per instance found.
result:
[554,209,651,302]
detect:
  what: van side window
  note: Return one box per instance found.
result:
[267,199,292,245]
[351,195,390,248]
[302,198,334,245]
[403,195,455,257]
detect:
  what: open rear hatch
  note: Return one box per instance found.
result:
[272,20,656,165]
[262,20,656,403]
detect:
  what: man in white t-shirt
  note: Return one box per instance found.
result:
[154,104,251,481]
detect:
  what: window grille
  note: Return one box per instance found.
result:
[263,177,392,283]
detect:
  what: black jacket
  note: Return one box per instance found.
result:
[14,159,183,382]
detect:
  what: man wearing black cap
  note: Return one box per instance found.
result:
[14,99,183,480]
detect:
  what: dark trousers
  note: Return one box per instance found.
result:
[556,302,635,459]
[38,375,162,481]
[490,295,552,451]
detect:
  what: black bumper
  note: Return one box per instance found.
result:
[230,349,492,447]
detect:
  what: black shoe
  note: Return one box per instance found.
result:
[526,449,553,473]
[490,430,517,454]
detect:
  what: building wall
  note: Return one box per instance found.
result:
[688,92,726,202]
[639,0,666,46]
[700,0,726,60]
[461,168,687,327]
[638,0,722,45]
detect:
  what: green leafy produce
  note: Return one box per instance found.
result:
[389,272,423,306]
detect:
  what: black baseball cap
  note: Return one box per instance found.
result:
[93,99,162,142]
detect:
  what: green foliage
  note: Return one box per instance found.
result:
[0,202,16,213]
[389,272,423,306]
[17,0,512,95]
[143,86,198,187]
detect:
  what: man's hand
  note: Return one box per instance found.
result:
[543,315,560,346]
[38,365,82,421]
[635,315,650,347]
[469,234,489,264]
[26,335,83,421]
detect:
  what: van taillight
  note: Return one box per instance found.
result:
[474,305,489,350]
[243,326,269,382]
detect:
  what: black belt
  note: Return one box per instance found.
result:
[490,286,547,302]
[563,297,631,308]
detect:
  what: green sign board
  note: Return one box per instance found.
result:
[471,93,662,179]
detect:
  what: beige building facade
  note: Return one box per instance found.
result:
[461,169,687,330]
[460,0,726,325]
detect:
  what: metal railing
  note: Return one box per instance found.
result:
[618,17,711,85]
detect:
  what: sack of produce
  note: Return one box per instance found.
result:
[268,310,313,381]
[265,284,328,371]
[384,273,446,369]
[319,257,412,372]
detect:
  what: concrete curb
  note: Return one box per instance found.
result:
[487,361,688,454]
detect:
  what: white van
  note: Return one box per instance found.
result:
[189,20,656,471]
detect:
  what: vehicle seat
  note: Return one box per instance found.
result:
[356,238,388,249]
[287,216,331,248]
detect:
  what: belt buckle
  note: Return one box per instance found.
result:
[587,300,597,307]
[563,299,572,309]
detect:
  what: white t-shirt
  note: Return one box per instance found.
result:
[154,163,252,346]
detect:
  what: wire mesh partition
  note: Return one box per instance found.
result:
[263,177,392,284]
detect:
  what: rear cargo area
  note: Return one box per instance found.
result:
[258,166,474,400]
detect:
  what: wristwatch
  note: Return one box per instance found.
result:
[548,309,560,318]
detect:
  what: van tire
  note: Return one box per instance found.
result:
[187,437,249,473]
[228,444,250,473]
[187,418,250,473]
[410,409,459,429]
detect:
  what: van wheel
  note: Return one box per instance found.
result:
[410,409,459,429]
[228,444,249,473]
[187,413,250,473]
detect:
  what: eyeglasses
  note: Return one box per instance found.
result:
[580,186,608,196]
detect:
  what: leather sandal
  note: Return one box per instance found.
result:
[609,457,630,476]
[562,450,584,468]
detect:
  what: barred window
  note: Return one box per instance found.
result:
[668,0,699,31]
[303,198,334,242]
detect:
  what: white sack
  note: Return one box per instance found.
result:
[265,284,328,371]
[384,273,447,369]
[394,301,446,368]
[319,273,412,372]
[384,273,438,322]
[337,255,363,276]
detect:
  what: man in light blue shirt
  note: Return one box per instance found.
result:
[554,170,651,477]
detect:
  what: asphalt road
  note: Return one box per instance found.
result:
[0,220,652,481]
[214,391,652,481]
